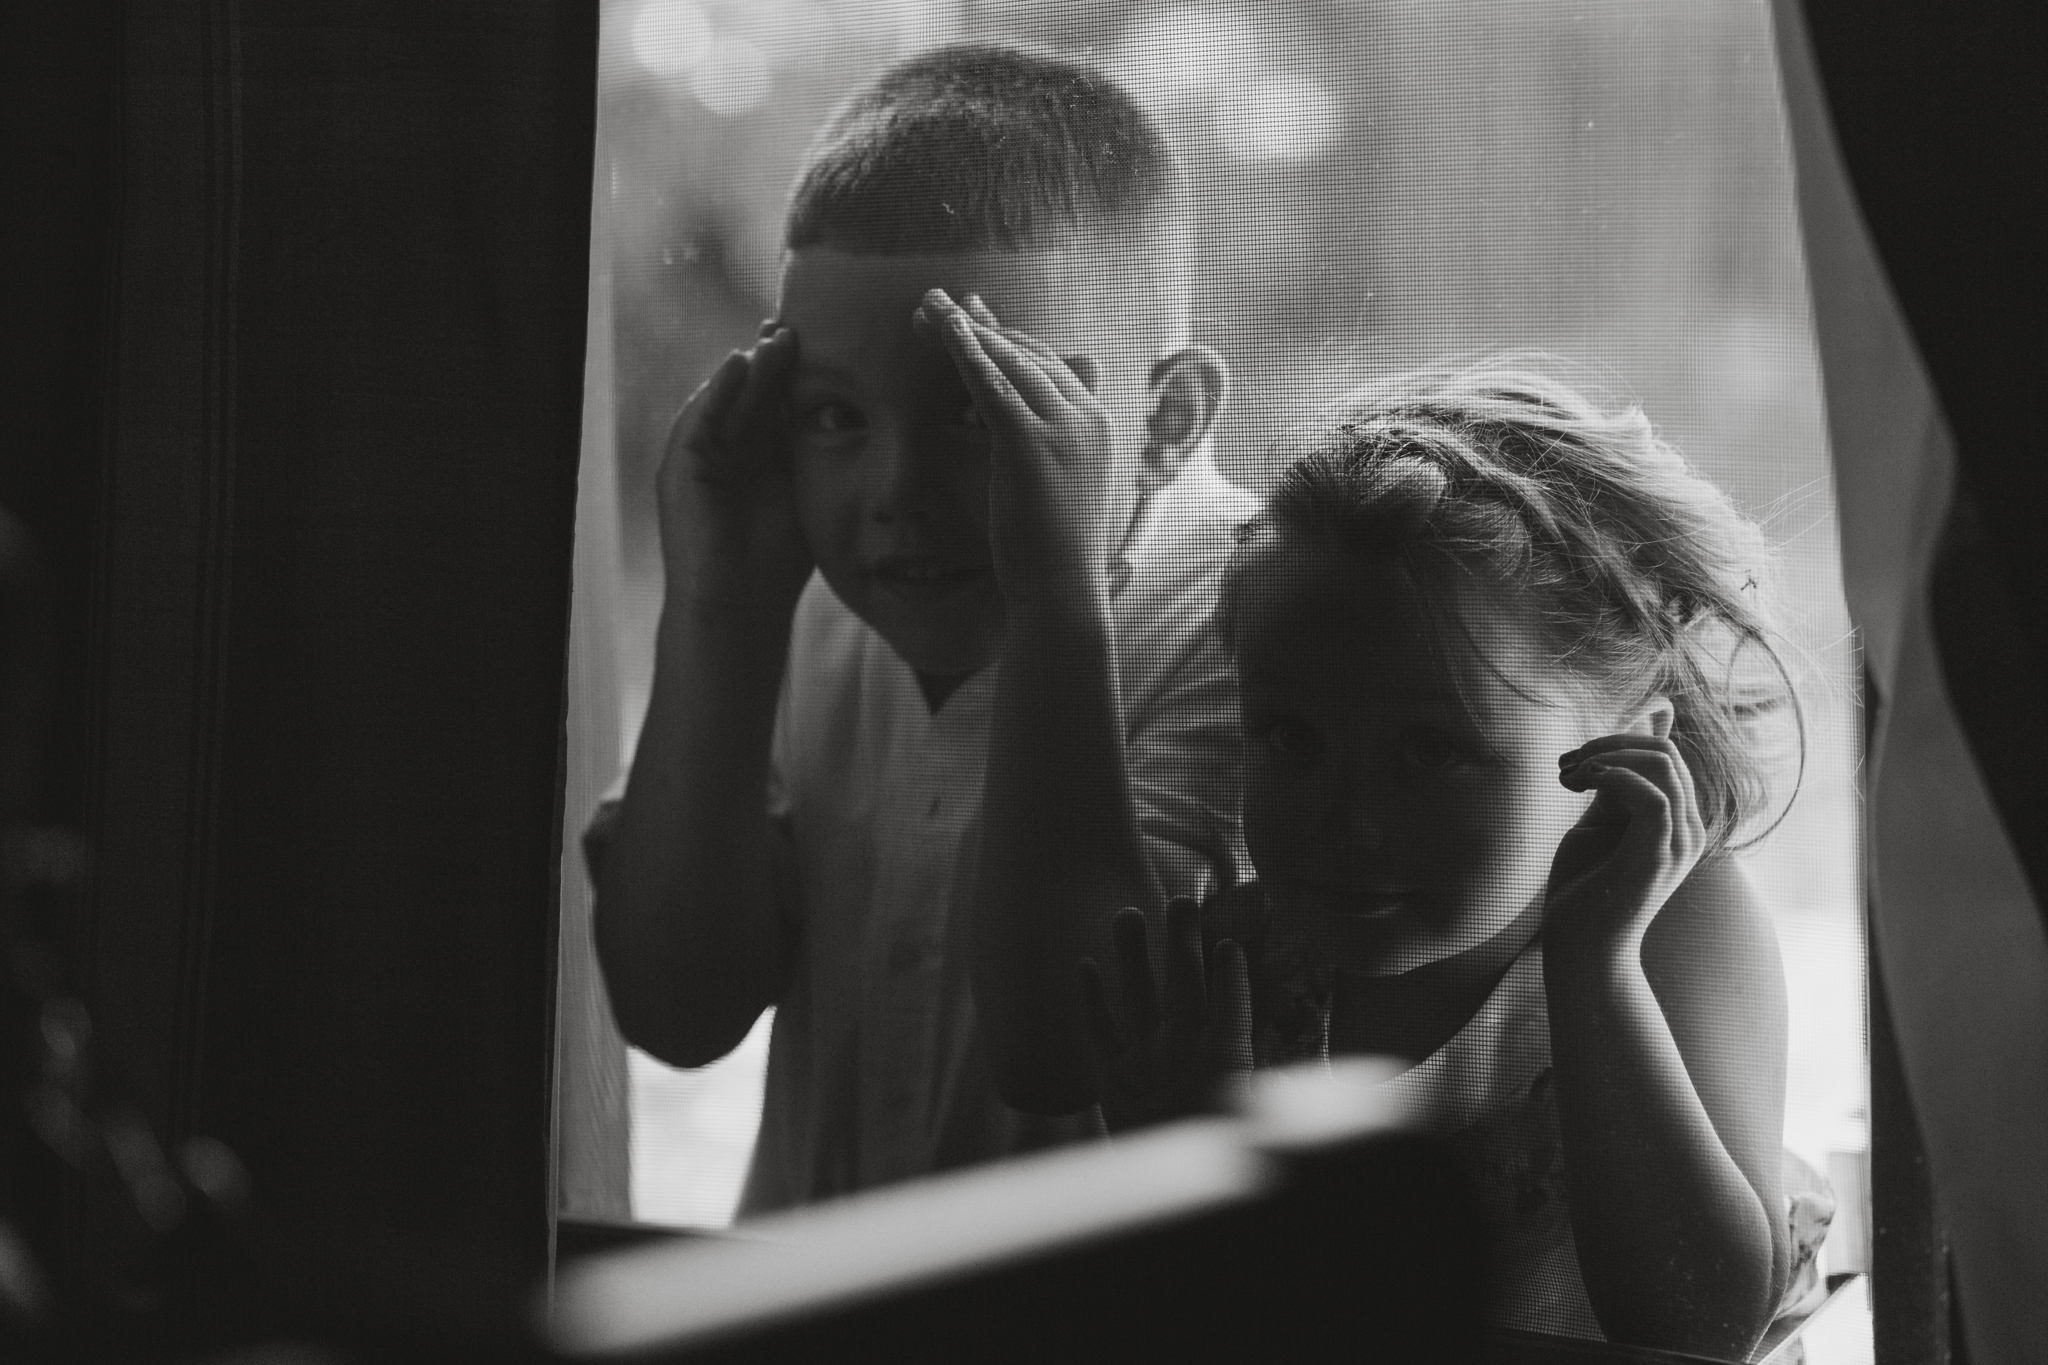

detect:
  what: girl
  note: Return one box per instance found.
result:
[1081,363,1802,1358]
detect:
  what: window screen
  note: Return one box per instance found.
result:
[568,0,1867,1353]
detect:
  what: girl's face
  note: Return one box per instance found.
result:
[1236,542,1608,981]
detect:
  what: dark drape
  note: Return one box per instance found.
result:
[2,0,598,1346]
[1782,2,2048,1362]
[1803,0,2048,934]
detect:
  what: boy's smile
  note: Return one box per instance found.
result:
[777,244,1178,681]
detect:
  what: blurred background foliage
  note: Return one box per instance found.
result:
[592,0,1864,1234]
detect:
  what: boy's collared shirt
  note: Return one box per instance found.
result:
[741,456,1256,1215]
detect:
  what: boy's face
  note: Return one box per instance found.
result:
[1234,548,1601,994]
[778,244,1173,678]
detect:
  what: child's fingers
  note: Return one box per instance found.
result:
[717,347,771,451]
[929,308,1041,436]
[670,351,751,475]
[1561,736,1700,827]
[961,294,1065,373]
[1162,896,1208,1031]
[1563,742,1702,840]
[1190,828,1239,896]
[1558,732,1686,765]
[752,323,800,381]
[922,290,1071,420]
[718,328,797,455]
[1210,939,1254,1078]
[1561,755,1688,868]
[960,317,1072,423]
[1064,354,1102,395]
[1557,732,1694,822]
[1078,959,1123,1061]
[968,305,1101,406]
[962,295,1101,404]
[691,350,750,426]
[1111,907,1160,1040]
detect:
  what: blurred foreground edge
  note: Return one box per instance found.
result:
[548,1060,1488,1363]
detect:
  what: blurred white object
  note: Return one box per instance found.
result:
[1243,1056,1408,1151]
[1824,1148,1871,1276]
[553,1118,1269,1356]
[628,1010,773,1227]
[1214,74,1341,164]
[1787,1274,1874,1365]
[553,1060,1426,1357]
[628,0,713,75]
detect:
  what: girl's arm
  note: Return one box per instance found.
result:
[1543,736,1789,1359]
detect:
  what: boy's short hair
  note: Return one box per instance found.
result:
[786,43,1185,255]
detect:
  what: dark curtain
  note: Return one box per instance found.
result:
[1781,2,2048,1363]
[1803,0,2048,933]
[2,0,597,1349]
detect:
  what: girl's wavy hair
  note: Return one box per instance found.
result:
[1219,359,1804,855]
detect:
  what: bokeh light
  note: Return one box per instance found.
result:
[1110,4,1262,115]
[689,34,774,117]
[1215,73,1341,163]
[628,0,778,117]
[629,0,713,77]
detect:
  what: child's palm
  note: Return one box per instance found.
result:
[656,325,812,602]
[1080,898,1253,1133]
[918,291,1117,592]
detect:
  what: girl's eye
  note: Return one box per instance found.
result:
[1401,731,1462,771]
[1259,716,1323,764]
[800,400,865,435]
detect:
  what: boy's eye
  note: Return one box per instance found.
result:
[800,400,865,435]
[1259,716,1323,764]
[1401,731,1463,772]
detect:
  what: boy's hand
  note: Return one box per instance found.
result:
[1545,728,1707,953]
[915,290,1115,600]
[657,324,811,610]
[1079,898,1253,1133]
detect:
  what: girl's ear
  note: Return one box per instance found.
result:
[1622,693,1676,740]
[1142,344,1229,489]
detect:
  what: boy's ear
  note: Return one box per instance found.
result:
[1143,345,1229,489]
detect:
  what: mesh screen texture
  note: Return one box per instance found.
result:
[585,2,1865,1318]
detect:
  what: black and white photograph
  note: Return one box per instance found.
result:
[4,2,2044,1363]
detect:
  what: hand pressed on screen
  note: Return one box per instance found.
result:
[914,289,1115,598]
[1079,897,1253,1133]
[655,323,812,610]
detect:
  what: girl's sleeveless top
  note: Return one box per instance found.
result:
[1377,944,1605,1339]
[1377,944,1836,1344]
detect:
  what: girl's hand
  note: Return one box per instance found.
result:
[915,289,1116,600]
[1079,898,1253,1133]
[656,323,813,610]
[1545,728,1707,952]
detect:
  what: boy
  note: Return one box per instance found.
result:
[593,43,1253,1214]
